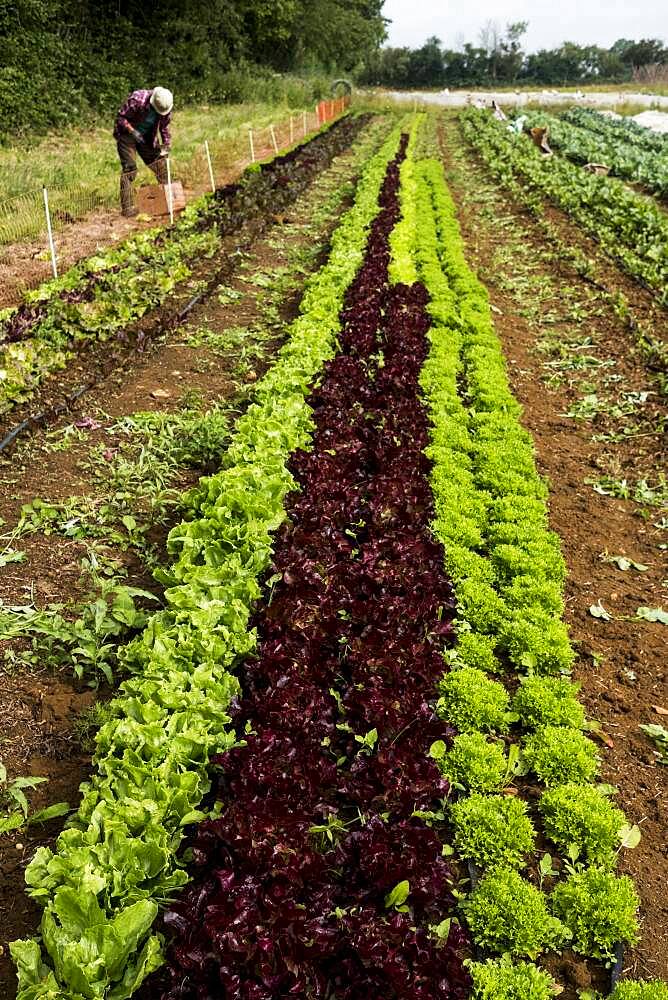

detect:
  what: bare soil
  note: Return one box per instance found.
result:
[441,117,668,986]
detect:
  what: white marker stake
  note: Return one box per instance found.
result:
[248,128,255,163]
[303,110,307,136]
[270,124,279,155]
[166,156,174,224]
[204,140,216,193]
[42,187,57,279]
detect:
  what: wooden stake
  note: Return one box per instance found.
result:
[270,124,279,155]
[166,156,174,224]
[204,140,216,193]
[289,115,294,144]
[303,110,307,136]
[248,128,255,163]
[42,187,57,279]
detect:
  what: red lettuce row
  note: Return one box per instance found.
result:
[145,138,470,1000]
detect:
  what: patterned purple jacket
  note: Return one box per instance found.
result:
[113,89,172,149]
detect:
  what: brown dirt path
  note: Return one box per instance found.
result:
[441,116,668,986]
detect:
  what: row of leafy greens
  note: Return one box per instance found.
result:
[10,120,408,1000]
[391,113,663,999]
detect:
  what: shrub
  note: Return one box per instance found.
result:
[522,726,600,786]
[467,956,559,1000]
[436,732,508,793]
[551,867,640,959]
[463,868,567,958]
[610,982,668,1000]
[511,676,585,730]
[438,667,511,733]
[450,794,535,869]
[539,784,627,865]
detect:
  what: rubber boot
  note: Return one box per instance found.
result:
[120,170,138,217]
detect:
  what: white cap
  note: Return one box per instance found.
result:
[150,87,173,115]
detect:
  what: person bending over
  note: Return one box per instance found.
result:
[114,86,173,216]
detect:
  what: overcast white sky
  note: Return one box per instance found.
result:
[381,0,667,51]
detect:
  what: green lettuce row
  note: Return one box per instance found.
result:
[391,120,652,996]
[460,108,668,304]
[10,121,407,1000]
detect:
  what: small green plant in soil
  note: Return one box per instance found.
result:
[431,732,508,793]
[1,571,157,686]
[609,982,668,1000]
[550,866,640,959]
[511,675,586,730]
[521,725,600,786]
[437,667,512,733]
[639,723,668,764]
[450,794,536,870]
[466,955,559,1000]
[539,783,630,866]
[462,868,567,959]
[0,763,68,834]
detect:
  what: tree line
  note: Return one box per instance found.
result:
[0,0,386,134]
[359,25,668,89]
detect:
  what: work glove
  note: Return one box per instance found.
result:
[129,127,143,144]
[157,148,169,158]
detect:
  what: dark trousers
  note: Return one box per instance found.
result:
[117,134,168,213]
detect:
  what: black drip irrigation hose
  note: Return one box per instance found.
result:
[610,941,625,991]
[0,380,97,455]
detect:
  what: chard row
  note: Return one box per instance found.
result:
[392,115,665,1000]
[11,122,407,1000]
